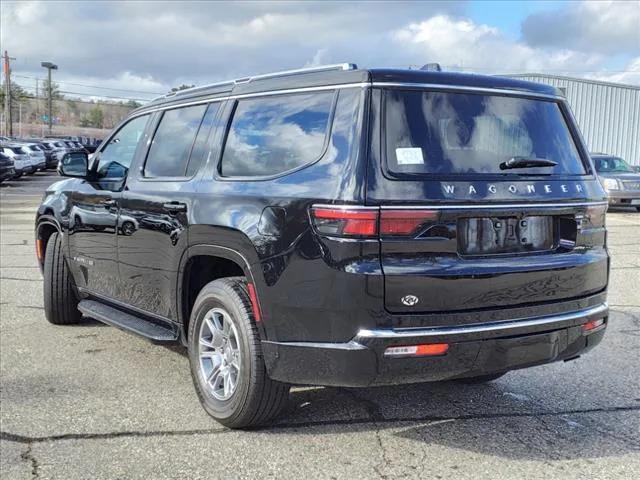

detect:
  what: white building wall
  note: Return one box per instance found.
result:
[506,74,640,166]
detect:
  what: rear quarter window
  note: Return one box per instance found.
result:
[384,89,587,177]
[220,91,335,177]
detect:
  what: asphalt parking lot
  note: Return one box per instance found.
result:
[1,171,639,479]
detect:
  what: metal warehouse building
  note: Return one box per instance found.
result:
[506,74,639,166]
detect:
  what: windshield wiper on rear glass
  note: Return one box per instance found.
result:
[499,157,558,170]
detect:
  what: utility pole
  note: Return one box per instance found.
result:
[41,61,58,135]
[35,78,39,133]
[3,50,15,137]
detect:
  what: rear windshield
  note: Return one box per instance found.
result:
[384,90,587,176]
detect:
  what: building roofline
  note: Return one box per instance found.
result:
[504,73,640,91]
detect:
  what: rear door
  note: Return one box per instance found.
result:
[117,102,220,320]
[369,87,609,319]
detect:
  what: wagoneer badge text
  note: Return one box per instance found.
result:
[442,183,584,196]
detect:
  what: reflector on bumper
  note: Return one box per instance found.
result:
[384,343,449,357]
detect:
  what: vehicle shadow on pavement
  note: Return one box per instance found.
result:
[263,382,640,460]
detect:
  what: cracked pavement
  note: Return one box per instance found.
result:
[1,172,639,479]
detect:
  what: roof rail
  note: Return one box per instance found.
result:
[239,63,357,83]
[153,63,357,102]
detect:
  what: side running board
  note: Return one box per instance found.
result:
[78,299,178,343]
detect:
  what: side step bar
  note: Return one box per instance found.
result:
[78,300,178,343]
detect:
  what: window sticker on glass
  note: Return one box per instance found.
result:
[395,147,424,165]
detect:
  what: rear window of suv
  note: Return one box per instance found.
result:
[384,89,587,177]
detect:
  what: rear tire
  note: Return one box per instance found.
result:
[43,232,82,325]
[456,372,507,384]
[188,277,289,428]
[635,207,640,212]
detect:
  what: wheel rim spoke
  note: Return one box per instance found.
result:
[198,307,242,401]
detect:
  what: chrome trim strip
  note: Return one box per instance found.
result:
[357,303,608,339]
[371,82,563,100]
[312,203,379,210]
[378,201,608,210]
[262,340,366,351]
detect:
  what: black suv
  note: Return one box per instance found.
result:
[36,64,610,428]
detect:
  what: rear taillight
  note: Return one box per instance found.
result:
[310,206,439,238]
[310,207,378,237]
[380,209,438,236]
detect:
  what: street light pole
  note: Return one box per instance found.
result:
[40,61,58,135]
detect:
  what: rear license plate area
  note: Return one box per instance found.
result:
[458,216,555,256]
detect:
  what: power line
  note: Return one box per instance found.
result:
[16,83,150,102]
[10,93,142,107]
[12,74,164,96]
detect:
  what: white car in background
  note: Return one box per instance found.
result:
[1,145,34,176]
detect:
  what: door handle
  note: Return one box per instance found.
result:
[163,202,187,213]
[102,199,117,208]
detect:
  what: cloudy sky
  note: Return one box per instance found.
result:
[2,0,639,102]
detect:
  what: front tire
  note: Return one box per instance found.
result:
[43,232,82,325]
[188,277,289,428]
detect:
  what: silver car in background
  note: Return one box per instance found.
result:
[19,143,47,171]
[593,153,640,211]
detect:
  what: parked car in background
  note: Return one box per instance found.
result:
[592,153,640,211]
[33,141,62,169]
[19,143,47,171]
[1,144,35,175]
[0,152,16,183]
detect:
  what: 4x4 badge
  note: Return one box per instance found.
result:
[401,295,419,306]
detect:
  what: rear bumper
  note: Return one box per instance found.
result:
[262,303,608,387]
[607,191,640,205]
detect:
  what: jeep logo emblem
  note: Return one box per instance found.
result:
[401,295,419,306]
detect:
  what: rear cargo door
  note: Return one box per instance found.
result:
[369,87,609,317]
[379,201,608,314]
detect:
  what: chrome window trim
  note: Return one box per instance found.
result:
[133,83,369,120]
[131,81,562,123]
[371,82,564,100]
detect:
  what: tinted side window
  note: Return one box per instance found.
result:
[186,102,220,177]
[97,114,150,180]
[220,92,334,177]
[144,104,207,177]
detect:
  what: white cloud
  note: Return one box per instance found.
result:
[390,15,606,75]
[1,0,638,99]
[588,57,640,85]
[522,1,640,55]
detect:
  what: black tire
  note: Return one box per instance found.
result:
[455,372,507,384]
[43,232,82,325]
[635,207,640,212]
[188,277,289,428]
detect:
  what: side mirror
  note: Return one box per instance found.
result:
[58,152,89,178]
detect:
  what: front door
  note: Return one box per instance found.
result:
[66,114,151,300]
